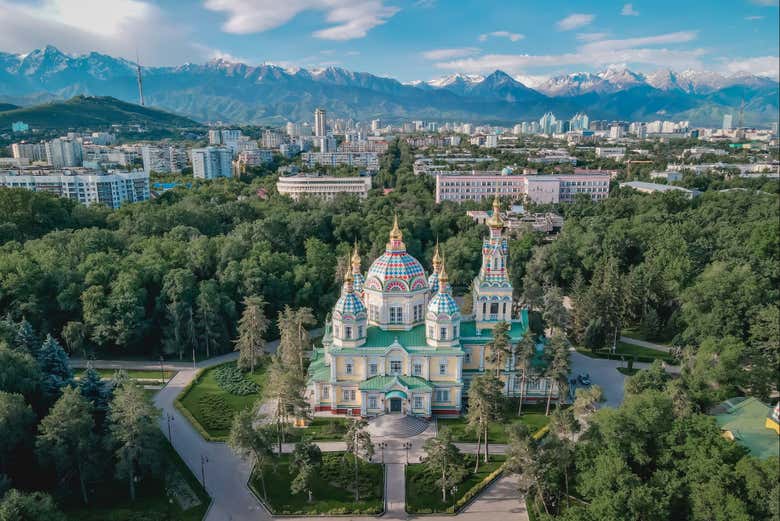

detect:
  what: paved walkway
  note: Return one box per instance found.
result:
[76,340,526,520]
[619,335,672,353]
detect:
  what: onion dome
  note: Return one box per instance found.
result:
[427,261,459,316]
[334,265,366,317]
[365,214,427,292]
[351,241,365,294]
[486,195,504,229]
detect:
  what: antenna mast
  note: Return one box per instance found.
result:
[136,51,145,106]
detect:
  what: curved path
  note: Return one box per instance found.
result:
[73,341,527,521]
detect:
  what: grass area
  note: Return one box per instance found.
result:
[73,368,176,381]
[289,417,350,441]
[621,328,673,344]
[178,361,268,440]
[406,454,505,513]
[575,344,675,364]
[440,403,550,444]
[250,452,383,515]
[617,367,640,376]
[64,440,209,521]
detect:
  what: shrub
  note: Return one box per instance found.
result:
[196,394,233,430]
[213,364,260,396]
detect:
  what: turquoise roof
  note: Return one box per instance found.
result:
[364,324,427,348]
[359,375,433,392]
[307,349,330,383]
[386,390,407,399]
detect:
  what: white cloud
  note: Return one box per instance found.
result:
[556,13,595,31]
[0,0,205,65]
[749,0,778,5]
[433,31,705,75]
[576,32,608,42]
[413,0,436,7]
[478,30,524,42]
[744,15,765,20]
[422,47,480,60]
[621,3,639,16]
[724,56,780,79]
[203,0,399,40]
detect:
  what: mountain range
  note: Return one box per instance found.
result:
[1,46,777,127]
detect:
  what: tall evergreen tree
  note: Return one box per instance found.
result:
[235,296,269,373]
[515,333,536,415]
[13,319,38,356]
[485,321,512,377]
[422,428,466,502]
[36,335,73,404]
[343,419,374,502]
[0,391,35,476]
[227,409,275,500]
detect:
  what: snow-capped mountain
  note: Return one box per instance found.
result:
[0,46,777,126]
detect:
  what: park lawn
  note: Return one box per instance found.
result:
[617,367,640,376]
[621,327,673,344]
[406,454,505,513]
[614,341,672,360]
[178,361,268,440]
[65,441,209,521]
[440,404,550,444]
[251,452,383,515]
[575,344,674,363]
[289,417,350,441]
[73,368,176,381]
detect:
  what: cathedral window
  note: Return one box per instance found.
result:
[358,325,363,338]
[342,389,355,401]
[490,302,499,314]
[434,389,450,402]
[453,325,458,338]
[390,306,403,324]
[322,386,329,399]
[368,396,378,409]
[482,302,487,315]
[439,359,448,375]
[369,304,380,322]
[345,326,352,339]
[413,303,423,322]
[502,302,507,316]
[390,360,402,374]
[414,396,423,409]
[413,361,422,376]
[345,361,353,375]
[439,327,447,340]
[369,362,378,376]
[464,350,471,364]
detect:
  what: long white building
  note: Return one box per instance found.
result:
[0,169,149,209]
[435,171,611,204]
[191,147,233,179]
[277,175,372,200]
[300,151,380,172]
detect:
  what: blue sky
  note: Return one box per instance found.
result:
[1,0,778,82]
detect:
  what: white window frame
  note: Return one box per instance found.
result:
[413,395,423,409]
[439,359,448,376]
[368,396,378,409]
[413,361,423,376]
[434,389,450,402]
[390,359,402,375]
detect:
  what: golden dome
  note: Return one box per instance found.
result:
[438,255,449,286]
[432,240,442,270]
[486,195,504,228]
[351,241,361,269]
[389,214,403,241]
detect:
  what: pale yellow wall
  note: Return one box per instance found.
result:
[462,345,482,370]
[431,387,458,405]
[384,353,408,374]
[335,384,362,405]
[335,356,366,381]
[428,356,459,382]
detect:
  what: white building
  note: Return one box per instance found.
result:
[190,147,233,179]
[314,108,327,138]
[277,175,372,200]
[141,145,189,174]
[650,171,684,182]
[435,171,610,204]
[0,169,149,209]
[620,181,700,198]
[45,138,83,168]
[722,114,733,131]
[301,152,380,172]
[11,142,46,163]
[595,146,626,160]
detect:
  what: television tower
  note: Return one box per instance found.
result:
[136,52,145,106]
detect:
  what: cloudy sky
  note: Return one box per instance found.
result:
[0,0,778,82]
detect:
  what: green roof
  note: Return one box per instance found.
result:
[459,311,529,341]
[307,349,330,383]
[364,324,427,348]
[712,397,779,460]
[358,375,433,392]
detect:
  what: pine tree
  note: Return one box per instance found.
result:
[235,296,269,373]
[79,366,109,423]
[422,428,466,502]
[37,335,73,404]
[343,419,374,502]
[14,319,38,356]
[485,321,512,377]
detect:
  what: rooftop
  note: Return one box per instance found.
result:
[711,397,779,460]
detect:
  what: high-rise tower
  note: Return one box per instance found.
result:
[314,108,326,137]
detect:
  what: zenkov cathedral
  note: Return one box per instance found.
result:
[307,197,556,418]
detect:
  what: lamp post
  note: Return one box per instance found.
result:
[200,454,209,489]
[159,355,166,385]
[377,441,388,463]
[402,441,412,464]
[166,412,175,445]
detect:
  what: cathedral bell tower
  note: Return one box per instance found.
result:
[472,195,514,332]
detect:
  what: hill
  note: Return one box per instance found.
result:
[0,103,18,112]
[0,95,200,129]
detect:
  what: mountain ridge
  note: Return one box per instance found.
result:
[1,46,777,127]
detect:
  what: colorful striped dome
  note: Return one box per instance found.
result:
[334,291,366,317]
[366,251,427,292]
[428,291,459,315]
[428,271,440,294]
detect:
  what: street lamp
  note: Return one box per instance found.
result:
[166,413,175,445]
[159,355,166,385]
[377,441,388,463]
[200,454,209,489]
[402,441,412,464]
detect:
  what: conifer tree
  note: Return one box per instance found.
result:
[37,335,73,403]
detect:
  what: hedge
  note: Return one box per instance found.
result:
[173,368,220,442]
[449,463,505,513]
[213,364,261,396]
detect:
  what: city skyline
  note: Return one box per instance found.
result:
[0,0,777,83]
